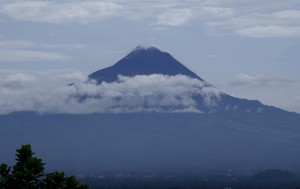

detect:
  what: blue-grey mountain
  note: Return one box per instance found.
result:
[89,46,285,114]
[0,46,300,176]
[89,46,203,83]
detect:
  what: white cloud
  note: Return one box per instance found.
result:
[0,73,221,115]
[0,49,71,62]
[143,1,300,36]
[230,73,295,87]
[198,6,233,19]
[58,71,88,82]
[0,40,86,62]
[0,40,86,50]
[202,1,300,37]
[153,6,232,28]
[273,10,300,19]
[154,8,194,27]
[237,25,300,38]
[1,0,298,36]
[0,1,123,24]
[0,1,232,28]
[148,1,300,35]
[0,73,37,88]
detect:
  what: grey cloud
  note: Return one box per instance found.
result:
[152,6,232,28]
[0,40,86,50]
[0,49,71,62]
[230,73,295,87]
[153,8,194,27]
[207,8,300,38]
[198,6,233,19]
[273,10,300,19]
[141,1,300,36]
[57,71,88,82]
[201,87,221,107]
[0,40,86,62]
[0,1,123,24]
[0,73,221,115]
[1,0,299,37]
[0,73,37,88]
[236,25,300,38]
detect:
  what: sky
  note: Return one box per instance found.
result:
[0,0,300,113]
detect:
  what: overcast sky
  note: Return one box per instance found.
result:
[0,0,300,113]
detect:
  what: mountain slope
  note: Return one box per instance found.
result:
[88,46,291,114]
[89,46,204,83]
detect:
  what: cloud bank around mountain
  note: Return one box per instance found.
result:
[0,73,220,115]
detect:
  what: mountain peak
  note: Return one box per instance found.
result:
[133,45,162,52]
[89,46,203,83]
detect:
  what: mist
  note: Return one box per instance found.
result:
[0,72,220,115]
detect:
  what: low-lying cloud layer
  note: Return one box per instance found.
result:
[0,73,220,115]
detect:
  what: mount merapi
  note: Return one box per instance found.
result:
[88,46,280,114]
[89,46,204,83]
[1,46,300,176]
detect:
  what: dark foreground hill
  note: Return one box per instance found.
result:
[1,111,300,176]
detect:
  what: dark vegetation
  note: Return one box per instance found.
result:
[81,170,300,189]
[1,144,300,189]
[0,144,88,189]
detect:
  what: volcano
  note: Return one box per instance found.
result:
[89,46,204,83]
[88,46,285,114]
[1,46,300,176]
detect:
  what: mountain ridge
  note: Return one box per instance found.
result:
[89,46,204,83]
[87,46,292,115]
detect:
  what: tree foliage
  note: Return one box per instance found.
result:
[0,144,88,189]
